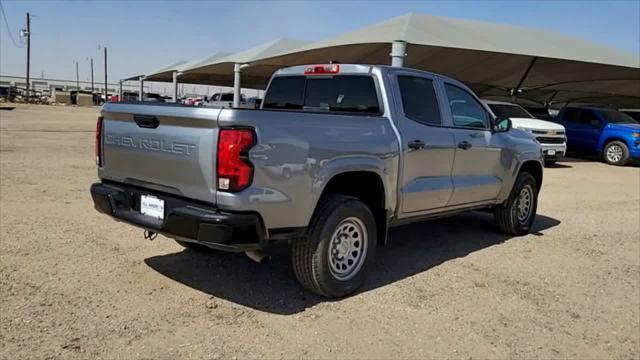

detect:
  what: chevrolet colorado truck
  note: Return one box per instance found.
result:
[91,64,544,298]
[483,100,566,165]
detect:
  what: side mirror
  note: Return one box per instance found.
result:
[494,117,512,132]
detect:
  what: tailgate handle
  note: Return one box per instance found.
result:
[134,115,159,129]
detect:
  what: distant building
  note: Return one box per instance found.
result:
[0,75,143,97]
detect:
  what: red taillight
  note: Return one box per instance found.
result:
[95,116,103,166]
[217,128,255,192]
[304,64,340,75]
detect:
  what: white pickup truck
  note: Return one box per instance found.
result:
[484,100,566,165]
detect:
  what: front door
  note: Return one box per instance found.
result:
[442,83,504,205]
[391,72,456,214]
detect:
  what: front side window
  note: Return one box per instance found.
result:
[444,84,489,129]
[599,109,638,124]
[397,76,442,125]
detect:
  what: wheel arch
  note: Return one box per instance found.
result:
[518,160,543,191]
[314,169,389,245]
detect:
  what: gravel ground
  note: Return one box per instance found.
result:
[1,104,639,359]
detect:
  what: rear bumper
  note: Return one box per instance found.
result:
[90,182,265,252]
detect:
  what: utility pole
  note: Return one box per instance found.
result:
[24,12,31,101]
[103,47,108,102]
[90,58,94,93]
[75,61,80,90]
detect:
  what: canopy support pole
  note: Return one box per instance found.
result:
[511,56,538,101]
[390,40,407,67]
[118,80,123,101]
[233,63,250,108]
[172,71,180,103]
[544,91,558,109]
[138,76,145,101]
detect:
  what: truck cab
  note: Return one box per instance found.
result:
[555,107,640,165]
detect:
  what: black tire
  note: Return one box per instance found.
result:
[544,160,556,167]
[603,141,630,166]
[292,194,377,298]
[175,240,214,252]
[494,172,538,236]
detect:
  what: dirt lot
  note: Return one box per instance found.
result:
[1,104,639,359]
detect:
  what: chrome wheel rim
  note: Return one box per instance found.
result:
[328,217,368,281]
[517,185,534,224]
[606,145,623,163]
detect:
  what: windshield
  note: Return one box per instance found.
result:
[488,104,534,119]
[600,109,638,124]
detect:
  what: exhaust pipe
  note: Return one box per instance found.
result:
[245,250,270,264]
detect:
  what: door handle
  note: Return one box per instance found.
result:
[458,141,472,150]
[408,140,426,150]
[134,115,159,129]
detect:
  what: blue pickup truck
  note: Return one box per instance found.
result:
[555,107,640,166]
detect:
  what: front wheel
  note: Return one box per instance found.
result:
[494,172,538,236]
[603,141,630,166]
[292,194,376,298]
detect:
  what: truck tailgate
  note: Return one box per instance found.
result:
[99,103,221,203]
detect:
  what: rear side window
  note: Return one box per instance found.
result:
[264,75,380,114]
[562,108,581,123]
[398,76,441,125]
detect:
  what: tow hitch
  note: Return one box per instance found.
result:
[144,230,157,241]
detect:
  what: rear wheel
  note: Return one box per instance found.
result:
[603,141,629,166]
[494,172,538,236]
[292,194,376,298]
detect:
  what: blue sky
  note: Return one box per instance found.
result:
[1,0,639,85]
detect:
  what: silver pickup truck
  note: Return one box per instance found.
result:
[91,64,543,298]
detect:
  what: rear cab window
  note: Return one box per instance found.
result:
[263,75,381,115]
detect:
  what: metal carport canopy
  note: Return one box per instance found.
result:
[212,13,639,105]
[177,38,310,89]
[143,53,231,82]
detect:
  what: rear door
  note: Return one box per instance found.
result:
[99,103,221,202]
[390,71,456,214]
[442,82,504,205]
[574,109,603,152]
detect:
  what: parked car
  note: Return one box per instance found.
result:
[90,64,543,297]
[204,92,253,109]
[143,93,165,102]
[484,100,566,165]
[555,107,640,165]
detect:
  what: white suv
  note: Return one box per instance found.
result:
[484,100,566,166]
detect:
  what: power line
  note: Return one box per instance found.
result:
[0,1,24,48]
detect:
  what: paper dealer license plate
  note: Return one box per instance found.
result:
[140,195,165,219]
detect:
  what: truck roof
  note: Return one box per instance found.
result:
[271,64,469,89]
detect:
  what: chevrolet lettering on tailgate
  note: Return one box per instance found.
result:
[105,134,196,156]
